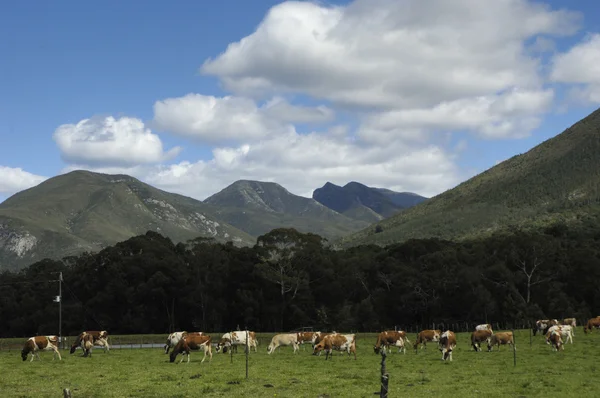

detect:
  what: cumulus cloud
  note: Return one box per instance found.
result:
[201,0,579,112]
[152,93,333,143]
[143,130,461,200]
[361,88,554,142]
[53,116,181,167]
[61,127,461,200]
[0,166,47,197]
[551,33,600,104]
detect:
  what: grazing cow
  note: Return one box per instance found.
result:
[438,331,457,361]
[475,324,493,333]
[487,332,514,352]
[70,331,109,356]
[313,333,356,360]
[584,317,600,334]
[216,331,258,353]
[169,334,212,364]
[164,332,204,354]
[268,333,299,354]
[164,331,187,354]
[545,325,573,345]
[548,330,564,351]
[533,319,559,336]
[471,329,493,352]
[561,318,577,330]
[21,336,62,362]
[373,331,410,354]
[311,332,334,356]
[413,329,442,351]
[296,331,318,350]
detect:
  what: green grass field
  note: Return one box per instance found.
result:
[0,329,598,397]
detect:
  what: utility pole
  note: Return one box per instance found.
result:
[53,272,63,349]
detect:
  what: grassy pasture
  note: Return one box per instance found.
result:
[1,329,599,397]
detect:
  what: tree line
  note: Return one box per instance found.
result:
[0,221,599,337]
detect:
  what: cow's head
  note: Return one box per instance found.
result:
[216,338,231,353]
[373,345,381,354]
[313,341,325,355]
[440,344,453,360]
[21,348,28,361]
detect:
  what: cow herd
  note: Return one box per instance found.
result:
[18,316,600,363]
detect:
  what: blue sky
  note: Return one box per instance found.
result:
[1,0,600,203]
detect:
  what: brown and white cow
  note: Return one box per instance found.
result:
[216,331,258,353]
[533,319,559,336]
[545,325,573,345]
[475,324,493,333]
[561,318,577,330]
[169,334,212,364]
[70,330,109,356]
[487,332,514,352]
[584,317,600,334]
[268,333,299,354]
[313,333,356,360]
[296,331,318,351]
[373,330,410,354]
[164,331,204,354]
[471,329,493,352]
[413,329,441,352]
[21,336,62,362]
[438,331,457,361]
[548,330,564,351]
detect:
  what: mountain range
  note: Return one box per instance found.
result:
[3,106,600,271]
[0,172,424,270]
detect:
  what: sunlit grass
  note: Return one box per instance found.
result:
[1,329,598,397]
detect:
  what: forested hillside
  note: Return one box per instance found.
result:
[341,107,600,247]
[1,223,598,337]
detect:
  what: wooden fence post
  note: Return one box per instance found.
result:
[380,350,389,398]
[512,328,516,367]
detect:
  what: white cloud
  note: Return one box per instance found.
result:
[152,93,333,143]
[201,0,579,112]
[360,88,554,141]
[262,97,334,124]
[53,116,181,167]
[142,130,461,200]
[61,127,461,200]
[551,34,600,104]
[0,166,47,197]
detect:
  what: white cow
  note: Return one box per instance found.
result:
[216,331,258,353]
[267,333,300,354]
[475,324,493,333]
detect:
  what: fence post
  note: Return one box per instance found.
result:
[512,328,516,367]
[380,350,389,398]
[529,322,532,348]
[245,329,249,380]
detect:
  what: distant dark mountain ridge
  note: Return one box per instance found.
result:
[312,181,427,222]
[203,180,370,238]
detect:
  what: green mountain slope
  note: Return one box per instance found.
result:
[203,180,370,238]
[339,107,600,247]
[0,171,255,270]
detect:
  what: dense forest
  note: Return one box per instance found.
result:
[1,222,599,338]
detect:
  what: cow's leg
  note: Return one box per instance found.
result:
[54,347,62,361]
[35,351,41,361]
